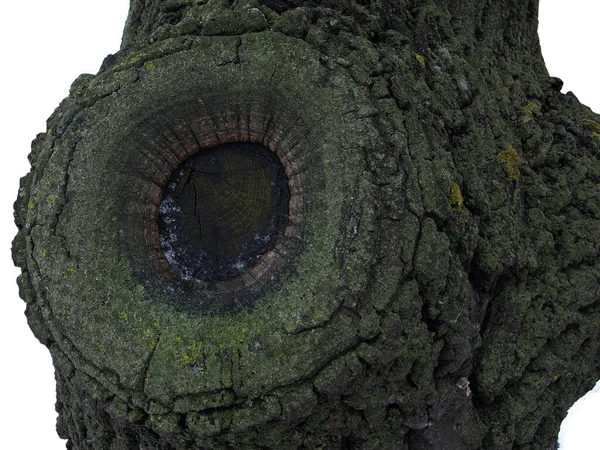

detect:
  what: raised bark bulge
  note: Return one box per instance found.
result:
[12,0,600,449]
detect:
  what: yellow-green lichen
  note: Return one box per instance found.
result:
[553,373,561,382]
[498,145,521,181]
[584,119,600,138]
[523,101,541,118]
[415,54,426,68]
[179,341,204,366]
[450,183,464,210]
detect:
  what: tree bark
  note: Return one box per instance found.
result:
[12,0,600,449]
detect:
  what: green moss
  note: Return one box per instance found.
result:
[498,145,521,181]
[148,413,181,435]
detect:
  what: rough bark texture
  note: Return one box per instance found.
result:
[12,0,600,449]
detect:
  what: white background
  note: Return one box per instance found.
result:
[0,1,598,448]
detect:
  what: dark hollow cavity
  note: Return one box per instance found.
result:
[158,142,290,282]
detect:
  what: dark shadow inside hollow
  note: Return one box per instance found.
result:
[158,142,290,282]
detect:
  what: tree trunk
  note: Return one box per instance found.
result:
[12,0,600,449]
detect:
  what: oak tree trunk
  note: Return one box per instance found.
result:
[13,1,600,449]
